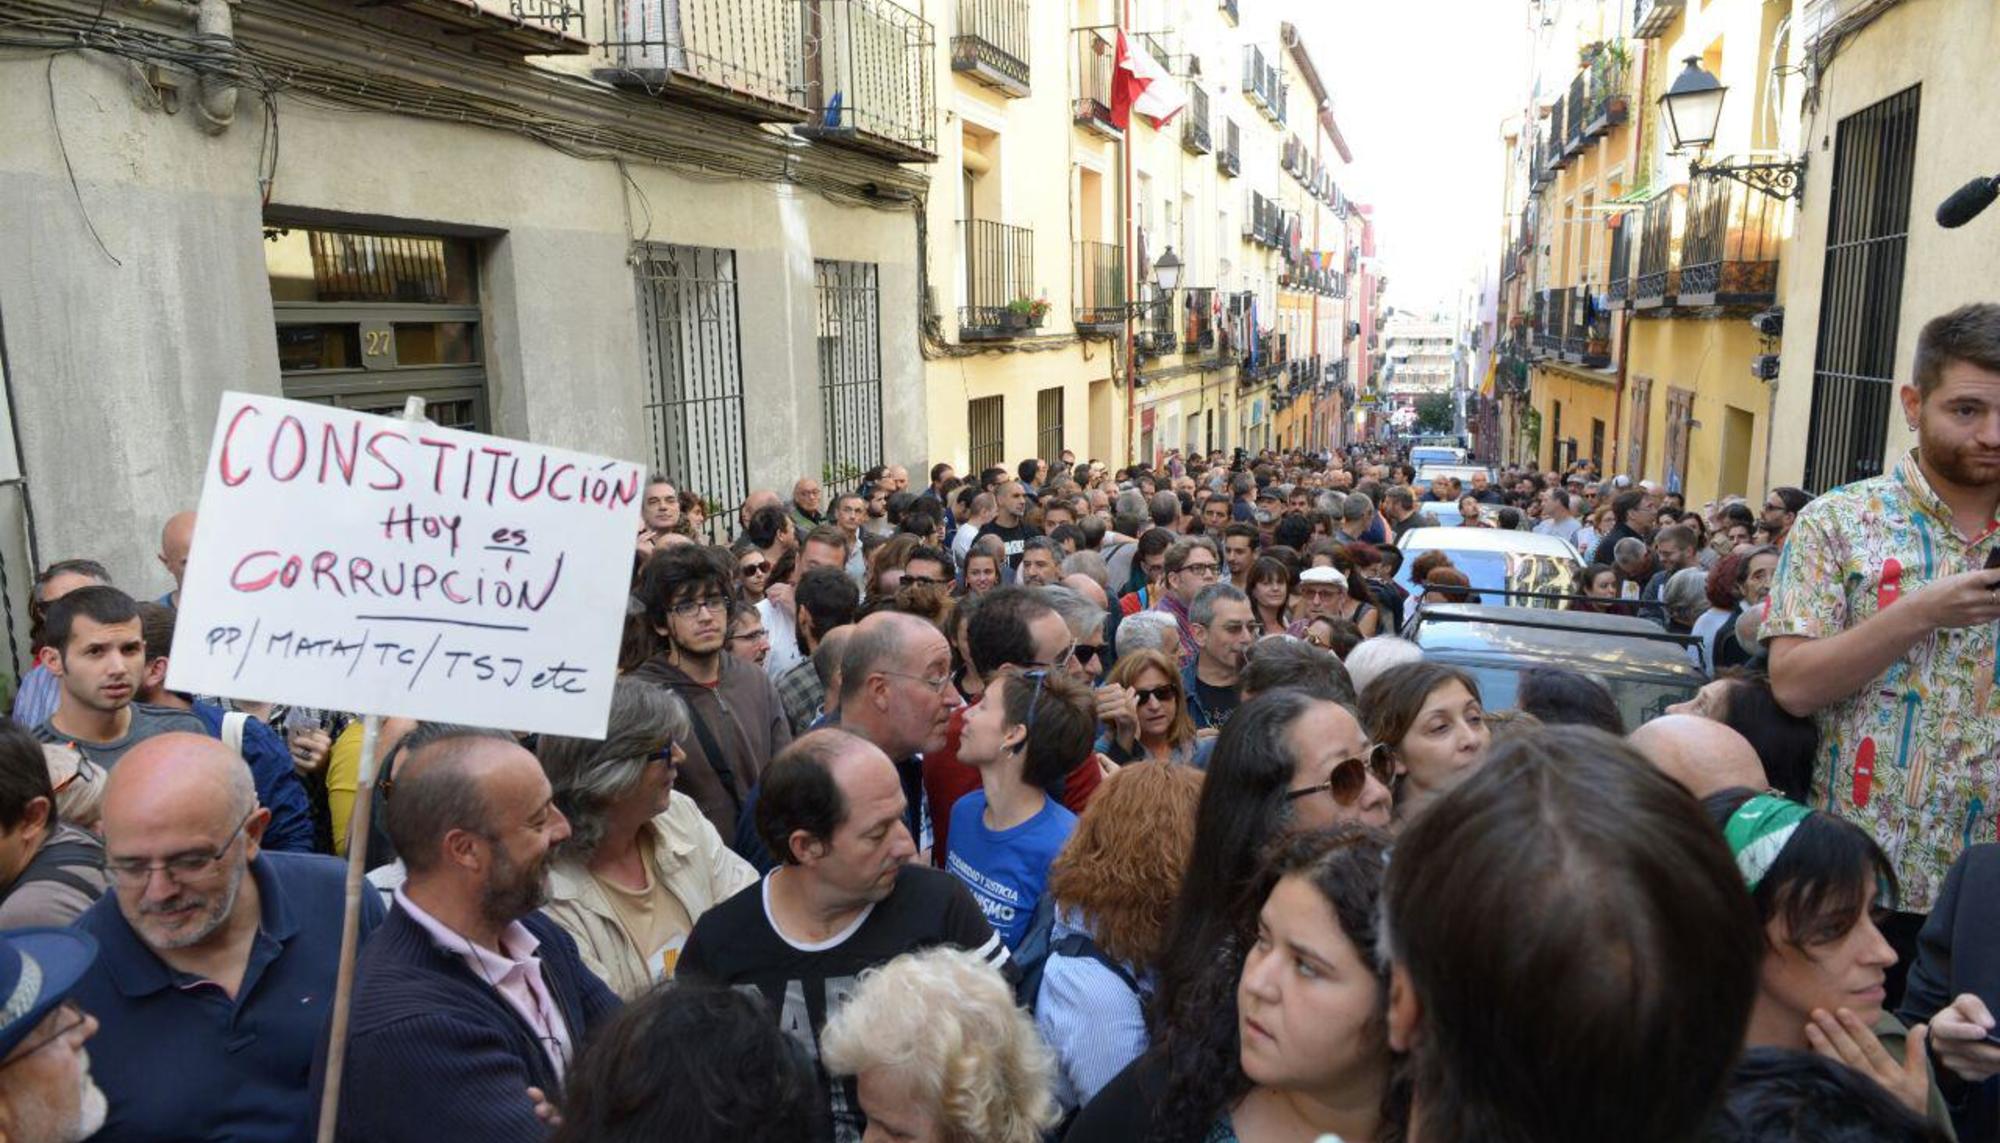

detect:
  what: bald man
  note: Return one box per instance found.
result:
[1628,715,1768,799]
[68,733,382,1141]
[156,512,196,608]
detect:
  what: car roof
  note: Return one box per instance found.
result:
[1409,605,1707,680]
[1396,526,1581,560]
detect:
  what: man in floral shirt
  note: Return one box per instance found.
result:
[1766,304,2000,1000]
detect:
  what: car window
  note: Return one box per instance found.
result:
[1396,550,1578,603]
[1456,663,1697,729]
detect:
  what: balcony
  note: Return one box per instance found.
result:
[1634,185,1685,310]
[1073,241,1125,333]
[596,0,810,122]
[1562,75,1588,160]
[1217,118,1241,176]
[1583,46,1631,137]
[796,0,937,162]
[365,0,587,55]
[1606,214,1633,310]
[1072,29,1119,138]
[1547,97,1570,170]
[1245,191,1282,248]
[1635,0,1686,39]
[950,0,1030,98]
[1534,287,1570,357]
[1243,46,1284,125]
[1220,0,1238,26]
[1135,295,1177,358]
[1183,287,1217,352]
[958,219,1039,340]
[1181,83,1212,154]
[1677,176,1782,307]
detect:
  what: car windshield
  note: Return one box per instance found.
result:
[1453,662,1697,729]
[1398,548,1578,604]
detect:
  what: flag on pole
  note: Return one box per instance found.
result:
[1111,31,1189,130]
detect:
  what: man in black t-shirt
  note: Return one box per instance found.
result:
[678,729,1008,1143]
[973,481,1042,571]
[1182,583,1253,732]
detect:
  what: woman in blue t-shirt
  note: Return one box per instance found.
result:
[944,666,1096,950]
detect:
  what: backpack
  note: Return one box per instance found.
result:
[5,836,104,904]
[1010,895,1139,1015]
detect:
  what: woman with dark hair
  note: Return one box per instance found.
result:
[744,503,796,557]
[1384,725,1762,1143]
[961,538,1004,596]
[1037,761,1205,1113]
[1703,789,1954,1130]
[552,984,822,1143]
[864,533,918,600]
[1069,827,1407,1143]
[538,678,758,999]
[731,542,772,605]
[1361,662,1490,823]
[676,489,708,538]
[1152,691,1392,1028]
[1515,666,1625,735]
[1244,556,1295,637]
[1668,669,1818,800]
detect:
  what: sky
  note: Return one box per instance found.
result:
[1289,1,1533,320]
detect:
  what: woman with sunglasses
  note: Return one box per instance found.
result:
[1361,662,1491,825]
[1703,789,1957,1132]
[1097,649,1213,768]
[732,543,772,605]
[1069,827,1408,1143]
[1244,557,1295,638]
[537,678,758,1000]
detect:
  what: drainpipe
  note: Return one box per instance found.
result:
[1120,0,1136,467]
[192,0,239,135]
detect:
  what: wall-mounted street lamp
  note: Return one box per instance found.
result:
[1659,57,1806,203]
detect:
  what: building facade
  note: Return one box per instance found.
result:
[924,0,1383,473]
[0,0,941,635]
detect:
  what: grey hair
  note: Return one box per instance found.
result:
[1190,582,1248,629]
[1341,492,1373,522]
[1344,636,1425,694]
[1613,536,1649,563]
[1148,491,1180,528]
[537,678,691,860]
[1061,550,1111,590]
[1114,489,1150,534]
[1231,472,1255,495]
[1315,490,1345,516]
[1663,566,1711,627]
[1037,585,1105,642]
[1116,610,1180,662]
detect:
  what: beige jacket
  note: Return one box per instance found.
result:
[543,796,758,1000]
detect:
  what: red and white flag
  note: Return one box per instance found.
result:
[1111,31,1188,130]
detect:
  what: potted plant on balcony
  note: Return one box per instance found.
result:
[1593,41,1632,126]
[1004,296,1049,331]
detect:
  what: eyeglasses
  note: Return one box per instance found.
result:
[879,669,955,694]
[106,808,256,886]
[1284,744,1395,808]
[669,596,731,618]
[0,1002,87,1071]
[1304,632,1335,649]
[1179,560,1221,578]
[727,627,769,644]
[1132,684,1177,707]
[901,576,943,588]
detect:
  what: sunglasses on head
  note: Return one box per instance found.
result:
[1285,743,1395,807]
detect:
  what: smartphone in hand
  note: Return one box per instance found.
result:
[1985,547,2000,571]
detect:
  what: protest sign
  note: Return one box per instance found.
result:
[167,392,640,738]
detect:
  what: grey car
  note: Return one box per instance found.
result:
[1405,603,1705,729]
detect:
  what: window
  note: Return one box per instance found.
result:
[1590,418,1606,469]
[1664,387,1695,493]
[635,244,747,543]
[265,224,489,431]
[1628,374,1653,476]
[1550,399,1563,469]
[815,260,882,493]
[1804,85,1920,493]
[969,396,1005,473]
[1036,387,1065,461]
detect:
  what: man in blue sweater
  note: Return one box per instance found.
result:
[321,727,618,1142]
[69,732,381,1141]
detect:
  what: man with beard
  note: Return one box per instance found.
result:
[326,728,616,1142]
[0,925,107,1143]
[678,730,1007,1143]
[70,734,381,1141]
[1767,303,2000,1005]
[1761,485,1813,548]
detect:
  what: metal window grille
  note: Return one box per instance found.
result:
[1036,387,1064,461]
[969,396,1005,473]
[1804,85,1920,494]
[1628,374,1652,476]
[635,244,748,543]
[815,260,882,494]
[1664,388,1695,492]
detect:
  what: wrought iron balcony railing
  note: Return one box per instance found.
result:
[1217,118,1241,176]
[380,0,587,55]
[950,0,1030,97]
[797,0,937,162]
[1606,216,1633,309]
[1634,185,1685,309]
[958,219,1038,339]
[1072,28,1119,138]
[1184,287,1216,351]
[1678,175,1782,306]
[1181,83,1212,154]
[1073,241,1126,332]
[1136,295,1177,357]
[1635,0,1686,39]
[596,0,810,121]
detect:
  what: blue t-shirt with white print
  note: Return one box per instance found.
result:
[945,791,1077,949]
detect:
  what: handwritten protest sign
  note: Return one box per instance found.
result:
[167,392,640,738]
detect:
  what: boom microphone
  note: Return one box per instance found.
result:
[1937,175,2000,229]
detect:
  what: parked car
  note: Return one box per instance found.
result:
[1412,463,1491,496]
[1405,604,1706,729]
[1409,445,1468,469]
[1394,526,1581,605]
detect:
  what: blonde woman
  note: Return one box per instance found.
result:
[823,946,1059,1143]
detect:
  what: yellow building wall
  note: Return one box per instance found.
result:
[1626,318,1771,503]
[1531,365,1620,471]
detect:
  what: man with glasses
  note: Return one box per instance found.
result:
[1762,486,1813,549]
[789,477,827,533]
[0,924,104,1143]
[70,733,382,1140]
[899,546,952,591]
[832,613,960,858]
[634,545,792,845]
[724,603,771,671]
[1154,537,1223,667]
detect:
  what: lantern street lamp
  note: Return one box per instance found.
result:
[1658,57,1806,203]
[1152,246,1183,293]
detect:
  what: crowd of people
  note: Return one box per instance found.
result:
[1,303,1999,1142]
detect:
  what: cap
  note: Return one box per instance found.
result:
[1612,474,1633,489]
[1298,566,1347,587]
[0,927,98,1059]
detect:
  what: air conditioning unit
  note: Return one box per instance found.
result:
[1751,354,1781,382]
[1750,307,1784,338]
